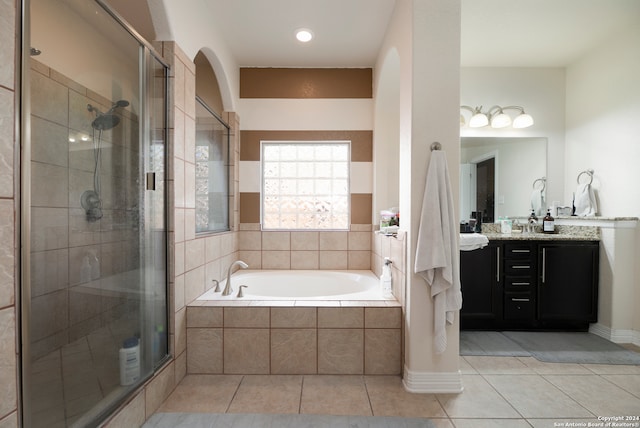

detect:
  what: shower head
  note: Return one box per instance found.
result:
[87,100,129,130]
[92,114,120,131]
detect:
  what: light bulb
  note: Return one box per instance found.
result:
[469,112,488,127]
[513,113,534,128]
[296,29,313,43]
[490,112,512,128]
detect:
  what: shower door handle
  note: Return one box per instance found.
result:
[146,172,156,191]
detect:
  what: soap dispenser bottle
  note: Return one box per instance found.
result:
[381,258,393,298]
[543,209,555,233]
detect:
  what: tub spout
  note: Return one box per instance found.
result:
[222,260,248,296]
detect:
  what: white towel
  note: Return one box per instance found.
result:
[530,188,544,217]
[414,150,462,354]
[574,183,597,216]
[459,233,489,251]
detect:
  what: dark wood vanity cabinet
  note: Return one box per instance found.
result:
[460,239,599,330]
[537,242,599,328]
[503,242,537,325]
[460,242,501,328]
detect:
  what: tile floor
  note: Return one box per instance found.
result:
[155,354,640,428]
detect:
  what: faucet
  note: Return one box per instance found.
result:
[222,260,248,296]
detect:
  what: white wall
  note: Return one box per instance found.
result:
[237,99,373,131]
[565,23,640,217]
[152,0,239,111]
[565,22,640,334]
[375,0,462,392]
[373,49,401,221]
[460,68,566,207]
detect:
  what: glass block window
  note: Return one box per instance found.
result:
[261,141,350,230]
[195,97,230,233]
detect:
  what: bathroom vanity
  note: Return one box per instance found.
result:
[460,227,599,331]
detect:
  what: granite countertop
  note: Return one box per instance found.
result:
[483,232,599,241]
[481,223,601,241]
[554,216,638,222]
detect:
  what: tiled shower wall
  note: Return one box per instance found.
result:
[0,0,17,425]
[29,59,142,360]
[98,42,244,427]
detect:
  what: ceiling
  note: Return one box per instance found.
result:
[113,0,640,68]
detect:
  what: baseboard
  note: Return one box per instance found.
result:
[402,366,463,394]
[589,323,640,346]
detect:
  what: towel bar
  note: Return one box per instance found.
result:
[577,169,594,184]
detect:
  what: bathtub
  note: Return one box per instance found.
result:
[197,269,390,301]
[189,269,402,375]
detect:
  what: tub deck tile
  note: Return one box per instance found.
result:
[248,300,296,307]
[340,300,392,307]
[294,300,341,307]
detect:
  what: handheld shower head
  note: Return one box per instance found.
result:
[108,100,129,112]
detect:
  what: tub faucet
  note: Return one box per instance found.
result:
[222,260,248,296]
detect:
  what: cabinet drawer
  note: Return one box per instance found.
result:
[504,243,535,259]
[504,293,535,320]
[505,277,533,288]
[505,259,535,275]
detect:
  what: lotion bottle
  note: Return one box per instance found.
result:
[543,209,555,234]
[381,258,393,298]
[119,337,140,386]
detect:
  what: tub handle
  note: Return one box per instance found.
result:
[212,279,220,292]
[237,285,247,298]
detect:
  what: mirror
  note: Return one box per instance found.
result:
[460,137,547,223]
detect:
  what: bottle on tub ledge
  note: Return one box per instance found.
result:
[542,209,555,233]
[380,258,394,298]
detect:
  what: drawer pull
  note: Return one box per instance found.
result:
[496,247,500,283]
[512,265,531,269]
[542,248,546,284]
[511,249,531,253]
[511,298,530,302]
[512,282,530,286]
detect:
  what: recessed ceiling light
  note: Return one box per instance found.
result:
[295,28,313,43]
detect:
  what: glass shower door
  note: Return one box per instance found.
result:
[25,0,168,426]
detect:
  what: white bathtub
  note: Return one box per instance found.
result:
[197,270,390,301]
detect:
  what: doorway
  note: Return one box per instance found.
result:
[476,157,495,223]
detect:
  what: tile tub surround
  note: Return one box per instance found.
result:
[185,304,402,376]
[238,224,373,270]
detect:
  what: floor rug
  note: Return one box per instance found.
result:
[461,331,640,364]
[502,331,640,365]
[459,331,529,357]
[143,413,437,428]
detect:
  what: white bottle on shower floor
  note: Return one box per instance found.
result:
[119,337,140,386]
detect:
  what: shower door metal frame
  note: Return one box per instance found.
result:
[18,0,170,426]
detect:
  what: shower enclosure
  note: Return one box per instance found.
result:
[22,0,168,426]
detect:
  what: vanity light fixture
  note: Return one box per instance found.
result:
[460,105,534,129]
[295,28,313,43]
